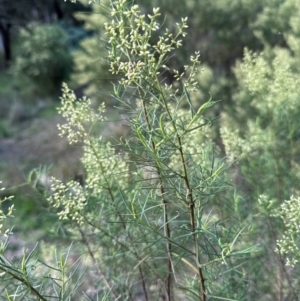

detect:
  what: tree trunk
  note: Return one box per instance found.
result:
[0,22,12,68]
[53,0,64,20]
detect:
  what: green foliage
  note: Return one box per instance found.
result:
[71,0,117,102]
[0,241,84,301]
[3,0,300,300]
[222,48,300,200]
[0,1,253,300]
[10,23,73,97]
[221,44,300,300]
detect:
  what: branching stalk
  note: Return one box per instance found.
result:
[155,80,206,300]
[138,86,173,301]
[0,263,48,301]
[86,140,149,301]
[77,226,117,299]
[177,134,206,301]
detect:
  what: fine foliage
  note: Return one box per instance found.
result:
[0,1,253,300]
[2,0,300,300]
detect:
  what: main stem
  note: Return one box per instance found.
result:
[155,81,206,300]
[177,134,206,301]
[0,263,48,301]
[139,88,173,301]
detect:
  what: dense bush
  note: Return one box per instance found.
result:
[1,0,300,300]
[0,1,253,300]
[10,23,73,97]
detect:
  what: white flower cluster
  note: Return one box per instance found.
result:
[273,195,300,266]
[0,182,14,236]
[221,121,275,163]
[57,83,105,144]
[82,138,129,197]
[220,128,250,162]
[51,80,129,223]
[104,0,200,91]
[48,178,87,224]
[238,49,300,113]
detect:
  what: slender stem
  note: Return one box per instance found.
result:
[82,216,162,280]
[138,87,173,301]
[177,134,206,301]
[77,226,117,298]
[154,80,206,300]
[0,264,48,301]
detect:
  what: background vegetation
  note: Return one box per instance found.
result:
[1,0,300,300]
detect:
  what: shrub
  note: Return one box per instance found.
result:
[221,48,300,299]
[10,23,73,97]
[0,1,253,300]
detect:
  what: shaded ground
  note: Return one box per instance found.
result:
[0,114,83,188]
[0,108,130,188]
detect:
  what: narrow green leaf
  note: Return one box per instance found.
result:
[183,85,196,117]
